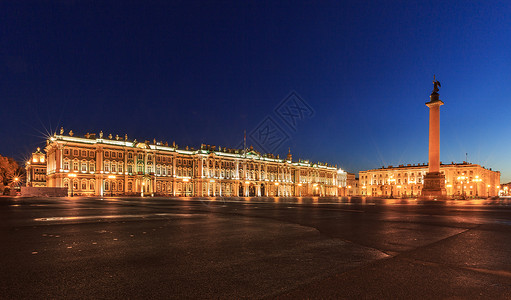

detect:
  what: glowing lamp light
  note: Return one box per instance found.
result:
[108,175,116,179]
[182,178,189,182]
[68,173,77,178]
[210,179,215,183]
[274,182,279,186]
[245,181,250,184]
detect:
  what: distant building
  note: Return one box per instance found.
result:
[500,182,510,196]
[44,128,339,197]
[25,147,47,187]
[359,162,500,198]
[339,172,359,196]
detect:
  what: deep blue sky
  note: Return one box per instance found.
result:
[1,1,510,182]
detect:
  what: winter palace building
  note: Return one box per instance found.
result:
[44,128,340,197]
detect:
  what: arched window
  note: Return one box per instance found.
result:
[63,160,70,171]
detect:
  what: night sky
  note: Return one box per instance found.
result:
[1,1,510,182]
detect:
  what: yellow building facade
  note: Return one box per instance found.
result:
[45,129,338,197]
[25,148,47,187]
[359,163,500,198]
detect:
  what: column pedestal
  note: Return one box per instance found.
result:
[422,172,446,197]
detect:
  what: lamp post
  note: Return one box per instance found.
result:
[457,174,467,198]
[68,173,77,197]
[487,184,491,198]
[473,176,482,198]
[108,175,116,196]
[388,177,396,198]
[298,183,302,197]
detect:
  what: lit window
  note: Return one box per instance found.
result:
[63,160,70,171]
[81,162,87,172]
[73,161,79,171]
[90,163,95,172]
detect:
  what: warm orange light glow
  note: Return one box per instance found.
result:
[68,173,77,178]
[245,181,250,184]
[108,175,116,179]
[182,178,189,182]
[210,179,215,183]
[274,182,279,186]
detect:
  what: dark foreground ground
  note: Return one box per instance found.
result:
[1,196,511,299]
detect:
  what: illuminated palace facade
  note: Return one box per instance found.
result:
[45,129,339,197]
[25,147,47,187]
[359,163,500,198]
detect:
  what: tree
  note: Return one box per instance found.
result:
[0,155,20,192]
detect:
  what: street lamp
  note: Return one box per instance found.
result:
[68,173,77,197]
[457,174,467,198]
[108,175,116,196]
[487,184,491,198]
[388,177,396,198]
[473,176,482,198]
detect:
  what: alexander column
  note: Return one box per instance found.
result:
[422,76,446,197]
